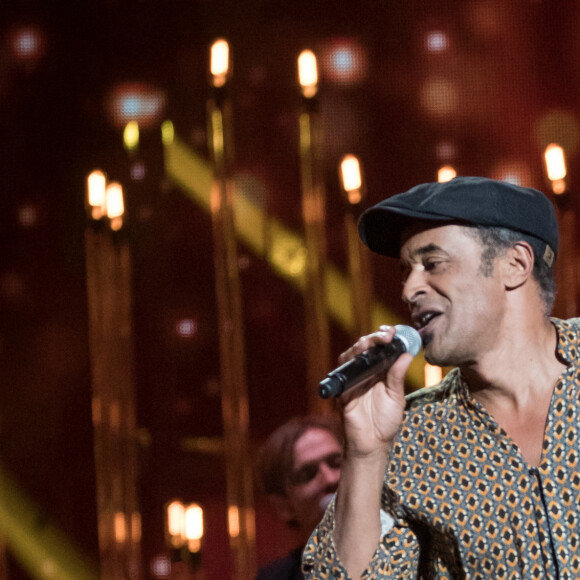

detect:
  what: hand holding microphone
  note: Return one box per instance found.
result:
[318,325,422,399]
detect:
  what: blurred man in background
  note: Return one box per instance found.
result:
[255,415,343,580]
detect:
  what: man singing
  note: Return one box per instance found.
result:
[302,177,579,578]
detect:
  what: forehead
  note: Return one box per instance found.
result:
[400,222,479,261]
[293,427,341,468]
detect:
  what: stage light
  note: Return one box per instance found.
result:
[425,30,449,53]
[184,504,204,553]
[339,154,364,205]
[105,182,125,231]
[298,50,318,98]
[87,170,107,220]
[123,121,140,152]
[210,39,230,88]
[166,500,186,548]
[161,120,175,145]
[106,83,166,128]
[9,26,45,63]
[321,39,367,85]
[114,512,127,544]
[424,363,442,387]
[544,143,567,194]
[166,500,204,553]
[437,165,456,182]
[228,505,240,539]
[175,318,197,338]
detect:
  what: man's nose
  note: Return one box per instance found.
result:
[402,267,428,305]
[318,461,341,485]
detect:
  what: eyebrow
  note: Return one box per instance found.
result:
[402,242,445,262]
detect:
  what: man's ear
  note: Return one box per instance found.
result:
[502,241,534,290]
[268,493,295,525]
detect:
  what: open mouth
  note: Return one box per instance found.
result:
[414,310,441,334]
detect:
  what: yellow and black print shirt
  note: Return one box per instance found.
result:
[303,317,580,579]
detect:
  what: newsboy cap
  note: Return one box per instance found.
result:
[358,176,558,266]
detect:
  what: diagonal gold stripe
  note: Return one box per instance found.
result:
[0,462,99,580]
[162,122,426,388]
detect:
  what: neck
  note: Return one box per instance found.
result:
[460,315,564,405]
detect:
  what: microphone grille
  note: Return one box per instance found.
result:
[394,324,422,357]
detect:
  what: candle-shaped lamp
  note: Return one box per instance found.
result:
[298,49,332,415]
[339,154,373,338]
[544,143,567,195]
[206,38,255,580]
[85,172,141,579]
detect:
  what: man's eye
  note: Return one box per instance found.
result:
[289,465,318,485]
[424,261,442,271]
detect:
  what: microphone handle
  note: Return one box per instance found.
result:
[318,339,405,399]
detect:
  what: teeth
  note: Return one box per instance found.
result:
[419,312,437,327]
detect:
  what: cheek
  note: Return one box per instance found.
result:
[291,482,320,507]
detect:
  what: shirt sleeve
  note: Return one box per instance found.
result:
[301,495,421,579]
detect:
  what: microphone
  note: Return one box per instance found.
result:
[318,325,422,399]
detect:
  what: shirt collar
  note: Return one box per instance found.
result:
[551,317,580,365]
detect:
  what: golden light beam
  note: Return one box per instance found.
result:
[162,123,426,388]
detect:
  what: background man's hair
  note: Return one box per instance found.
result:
[257,415,342,497]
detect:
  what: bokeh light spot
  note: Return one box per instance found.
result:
[420,78,457,117]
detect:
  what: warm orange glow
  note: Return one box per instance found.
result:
[114,512,126,544]
[167,500,185,546]
[227,505,240,538]
[166,500,204,550]
[185,504,204,552]
[421,78,456,117]
[339,155,364,204]
[87,170,107,220]
[437,165,456,182]
[210,39,230,87]
[424,363,442,387]
[298,50,318,98]
[490,162,532,188]
[105,182,125,230]
[131,512,142,543]
[544,143,567,194]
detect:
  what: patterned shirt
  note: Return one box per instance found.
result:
[302,317,580,579]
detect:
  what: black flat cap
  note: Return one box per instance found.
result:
[358,176,558,266]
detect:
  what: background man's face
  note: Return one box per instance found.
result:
[282,427,342,536]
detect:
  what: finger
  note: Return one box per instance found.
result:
[338,326,397,364]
